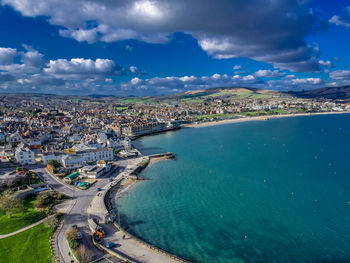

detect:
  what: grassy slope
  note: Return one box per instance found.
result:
[0,197,46,235]
[0,223,53,263]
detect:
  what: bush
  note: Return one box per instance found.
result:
[65,227,78,241]
[68,239,79,250]
[44,216,58,229]
[34,195,45,209]
[76,244,93,263]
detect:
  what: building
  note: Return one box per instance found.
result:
[15,147,36,165]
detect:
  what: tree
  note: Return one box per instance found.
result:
[47,159,61,168]
[0,190,26,218]
[77,245,93,263]
[34,194,45,209]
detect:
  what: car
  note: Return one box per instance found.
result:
[77,231,83,240]
[107,242,115,248]
[96,187,101,191]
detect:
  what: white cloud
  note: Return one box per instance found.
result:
[129,66,147,76]
[233,65,242,70]
[254,69,285,78]
[318,60,333,67]
[329,15,350,28]
[44,58,122,79]
[1,0,320,72]
[59,28,98,43]
[329,70,350,80]
[0,47,17,65]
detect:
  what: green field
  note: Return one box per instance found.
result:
[115,106,128,111]
[0,197,46,235]
[237,109,288,116]
[0,223,53,263]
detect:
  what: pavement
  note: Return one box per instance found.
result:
[86,158,181,263]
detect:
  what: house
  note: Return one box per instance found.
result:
[78,161,112,179]
[61,154,85,168]
[0,131,6,143]
[42,152,63,164]
[7,132,22,143]
[15,147,36,165]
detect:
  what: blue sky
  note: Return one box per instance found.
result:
[0,0,350,96]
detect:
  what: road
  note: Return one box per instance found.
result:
[29,159,131,262]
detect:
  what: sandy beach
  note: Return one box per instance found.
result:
[183,111,350,128]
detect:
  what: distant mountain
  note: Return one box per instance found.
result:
[289,86,350,99]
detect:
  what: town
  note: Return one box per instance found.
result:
[0,87,349,263]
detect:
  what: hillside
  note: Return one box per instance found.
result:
[157,87,288,103]
[289,86,350,99]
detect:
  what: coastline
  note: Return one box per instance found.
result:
[109,112,350,262]
[183,111,350,128]
[105,156,188,263]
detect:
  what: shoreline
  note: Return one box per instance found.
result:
[106,157,188,262]
[109,112,350,262]
[183,111,350,128]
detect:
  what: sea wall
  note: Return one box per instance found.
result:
[102,154,190,263]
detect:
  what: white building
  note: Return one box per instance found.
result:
[42,152,63,164]
[15,147,36,165]
[121,137,132,150]
[61,154,85,168]
[78,148,114,162]
[7,132,22,143]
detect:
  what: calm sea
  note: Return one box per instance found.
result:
[116,114,350,263]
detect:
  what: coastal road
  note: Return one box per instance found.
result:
[31,159,131,262]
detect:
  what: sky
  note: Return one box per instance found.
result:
[0,0,350,96]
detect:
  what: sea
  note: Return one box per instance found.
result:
[116,114,350,263]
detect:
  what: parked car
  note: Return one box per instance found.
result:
[107,242,115,248]
[77,231,83,240]
[96,187,101,191]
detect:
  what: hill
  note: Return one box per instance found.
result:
[157,86,288,103]
[289,86,350,99]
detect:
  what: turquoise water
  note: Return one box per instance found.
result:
[117,114,350,263]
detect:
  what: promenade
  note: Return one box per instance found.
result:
[87,156,185,263]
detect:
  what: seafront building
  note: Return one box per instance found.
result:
[0,92,349,168]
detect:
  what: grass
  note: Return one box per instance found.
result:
[0,197,46,235]
[0,223,53,263]
[195,113,235,121]
[115,106,128,111]
[237,109,288,116]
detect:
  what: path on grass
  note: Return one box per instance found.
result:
[0,215,54,239]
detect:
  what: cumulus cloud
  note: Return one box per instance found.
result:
[59,28,98,43]
[118,73,265,95]
[267,75,324,91]
[44,58,124,79]
[329,15,350,28]
[2,0,321,72]
[0,45,128,94]
[329,70,350,80]
[233,65,242,70]
[254,69,286,78]
[129,66,147,76]
[318,60,333,68]
[0,47,17,65]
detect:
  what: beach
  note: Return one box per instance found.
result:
[183,111,350,128]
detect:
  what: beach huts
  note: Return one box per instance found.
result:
[64,172,80,183]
